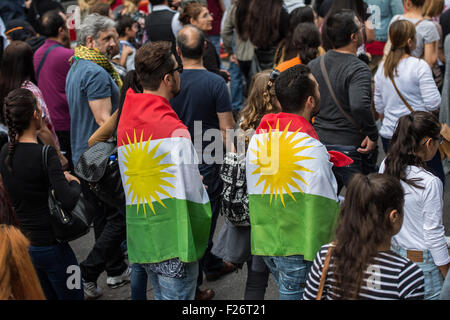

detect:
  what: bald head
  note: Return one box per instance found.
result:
[176,24,206,60]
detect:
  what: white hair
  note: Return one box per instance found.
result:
[78,13,116,45]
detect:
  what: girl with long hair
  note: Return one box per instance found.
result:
[211,70,280,300]
[274,23,321,68]
[374,20,444,185]
[0,41,68,170]
[304,173,425,300]
[239,0,289,71]
[387,0,440,68]
[0,88,83,300]
[381,112,450,299]
[0,225,46,300]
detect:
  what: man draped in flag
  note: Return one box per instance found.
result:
[117,41,212,300]
[246,64,352,300]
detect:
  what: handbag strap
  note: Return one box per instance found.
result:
[389,75,414,113]
[316,244,334,300]
[36,43,62,82]
[320,55,362,133]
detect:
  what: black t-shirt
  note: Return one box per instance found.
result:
[170,69,232,155]
[0,143,80,246]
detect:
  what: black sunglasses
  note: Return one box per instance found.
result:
[168,64,183,75]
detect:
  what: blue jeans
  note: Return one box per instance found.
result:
[263,255,313,300]
[381,137,446,187]
[441,273,450,300]
[28,242,84,300]
[229,60,244,112]
[142,261,199,300]
[131,263,148,300]
[325,144,378,194]
[392,246,444,300]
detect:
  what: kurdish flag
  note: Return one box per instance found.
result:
[117,89,212,265]
[246,113,341,261]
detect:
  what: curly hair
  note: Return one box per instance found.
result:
[239,70,279,132]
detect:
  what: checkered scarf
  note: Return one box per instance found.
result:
[72,45,123,88]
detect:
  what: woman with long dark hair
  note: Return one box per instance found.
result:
[375,20,443,185]
[274,6,321,66]
[239,0,289,71]
[304,173,425,300]
[0,88,83,300]
[381,112,450,300]
[0,41,68,170]
[274,22,321,67]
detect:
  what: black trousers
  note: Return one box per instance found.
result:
[79,181,127,283]
[197,163,224,287]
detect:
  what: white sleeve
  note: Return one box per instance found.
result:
[374,65,385,114]
[172,12,183,38]
[417,60,441,112]
[422,177,450,266]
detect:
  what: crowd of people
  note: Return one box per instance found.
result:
[0,0,450,301]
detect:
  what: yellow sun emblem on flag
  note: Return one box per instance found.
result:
[250,120,315,207]
[121,130,176,216]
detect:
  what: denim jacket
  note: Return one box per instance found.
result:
[365,0,404,42]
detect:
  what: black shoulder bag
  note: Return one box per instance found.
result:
[42,145,95,242]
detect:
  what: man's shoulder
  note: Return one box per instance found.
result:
[68,59,108,79]
[183,69,226,85]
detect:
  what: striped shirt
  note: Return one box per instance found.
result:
[303,244,425,300]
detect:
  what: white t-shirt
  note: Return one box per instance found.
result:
[374,57,441,139]
[380,161,450,267]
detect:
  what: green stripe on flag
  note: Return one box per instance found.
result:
[126,199,212,264]
[249,192,339,261]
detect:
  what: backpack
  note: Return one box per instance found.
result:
[219,152,250,227]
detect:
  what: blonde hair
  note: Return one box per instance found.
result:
[78,0,100,13]
[0,225,45,300]
[423,0,444,18]
[123,0,140,15]
[240,70,279,132]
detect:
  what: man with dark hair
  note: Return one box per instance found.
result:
[33,9,74,170]
[145,0,183,57]
[117,41,212,300]
[116,15,138,71]
[171,25,236,300]
[246,64,343,300]
[308,9,379,194]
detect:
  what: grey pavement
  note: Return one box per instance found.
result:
[70,137,450,300]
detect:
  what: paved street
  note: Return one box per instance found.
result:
[70,138,450,300]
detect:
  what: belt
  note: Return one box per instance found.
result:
[406,250,424,263]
